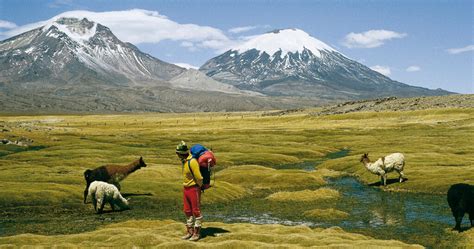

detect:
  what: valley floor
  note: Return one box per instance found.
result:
[0,103,473,248]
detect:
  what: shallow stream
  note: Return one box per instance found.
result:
[207,150,466,248]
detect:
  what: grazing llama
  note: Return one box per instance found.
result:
[83,157,146,203]
[360,153,406,186]
[87,181,130,213]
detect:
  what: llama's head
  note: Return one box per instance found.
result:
[138,157,147,168]
[360,153,370,163]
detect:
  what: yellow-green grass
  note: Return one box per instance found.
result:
[216,165,327,190]
[265,188,340,202]
[0,108,473,247]
[303,208,349,220]
[0,219,424,248]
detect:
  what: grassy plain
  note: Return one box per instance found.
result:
[0,107,473,247]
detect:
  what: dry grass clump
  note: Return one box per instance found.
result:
[303,208,349,220]
[0,219,423,248]
[265,188,340,202]
[202,181,248,204]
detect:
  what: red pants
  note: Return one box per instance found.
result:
[183,185,201,217]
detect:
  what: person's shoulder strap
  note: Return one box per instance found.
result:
[187,159,196,180]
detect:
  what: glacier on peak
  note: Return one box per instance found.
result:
[232,28,337,58]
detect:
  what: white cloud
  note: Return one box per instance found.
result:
[229,26,258,34]
[406,65,421,72]
[370,65,391,76]
[447,45,474,54]
[3,9,233,51]
[342,29,407,48]
[174,63,199,70]
[180,41,198,51]
[0,20,17,29]
[228,25,271,34]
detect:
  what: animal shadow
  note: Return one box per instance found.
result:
[369,178,408,187]
[122,193,153,197]
[201,227,230,239]
[454,226,472,233]
[96,208,130,215]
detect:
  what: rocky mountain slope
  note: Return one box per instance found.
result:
[0,17,308,113]
[0,17,184,86]
[200,29,451,100]
[0,20,454,113]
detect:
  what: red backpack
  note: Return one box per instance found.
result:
[188,144,216,190]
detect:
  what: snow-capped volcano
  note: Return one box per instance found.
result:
[0,17,184,86]
[200,28,449,99]
[234,28,336,58]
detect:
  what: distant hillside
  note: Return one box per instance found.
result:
[310,94,473,116]
[0,84,319,114]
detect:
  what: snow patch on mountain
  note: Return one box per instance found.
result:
[233,28,336,58]
[174,62,199,70]
[43,17,97,45]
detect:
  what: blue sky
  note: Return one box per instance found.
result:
[0,0,472,93]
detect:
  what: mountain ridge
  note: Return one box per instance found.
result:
[0,21,452,113]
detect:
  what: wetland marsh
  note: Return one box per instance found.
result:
[0,107,473,248]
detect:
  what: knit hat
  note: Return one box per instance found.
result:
[176,141,189,154]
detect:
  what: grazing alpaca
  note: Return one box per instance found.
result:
[360,153,406,186]
[83,157,146,203]
[447,183,474,231]
[87,181,130,213]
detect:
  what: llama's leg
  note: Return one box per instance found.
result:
[109,201,115,211]
[84,183,90,204]
[380,176,384,186]
[398,170,406,182]
[92,195,97,211]
[96,198,102,213]
[382,174,387,186]
[96,192,105,214]
[469,211,473,227]
[453,209,464,231]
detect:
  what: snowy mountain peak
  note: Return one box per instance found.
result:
[43,17,97,45]
[233,28,337,58]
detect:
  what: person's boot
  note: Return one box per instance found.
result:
[189,226,201,241]
[181,225,194,240]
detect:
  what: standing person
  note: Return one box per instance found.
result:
[176,141,203,241]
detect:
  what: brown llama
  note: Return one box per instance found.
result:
[83,157,146,203]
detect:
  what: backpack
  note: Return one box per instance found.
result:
[188,144,216,190]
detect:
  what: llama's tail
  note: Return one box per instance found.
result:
[84,169,92,181]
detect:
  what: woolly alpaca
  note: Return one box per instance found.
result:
[360,153,406,186]
[447,183,474,231]
[83,157,146,203]
[87,181,130,213]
